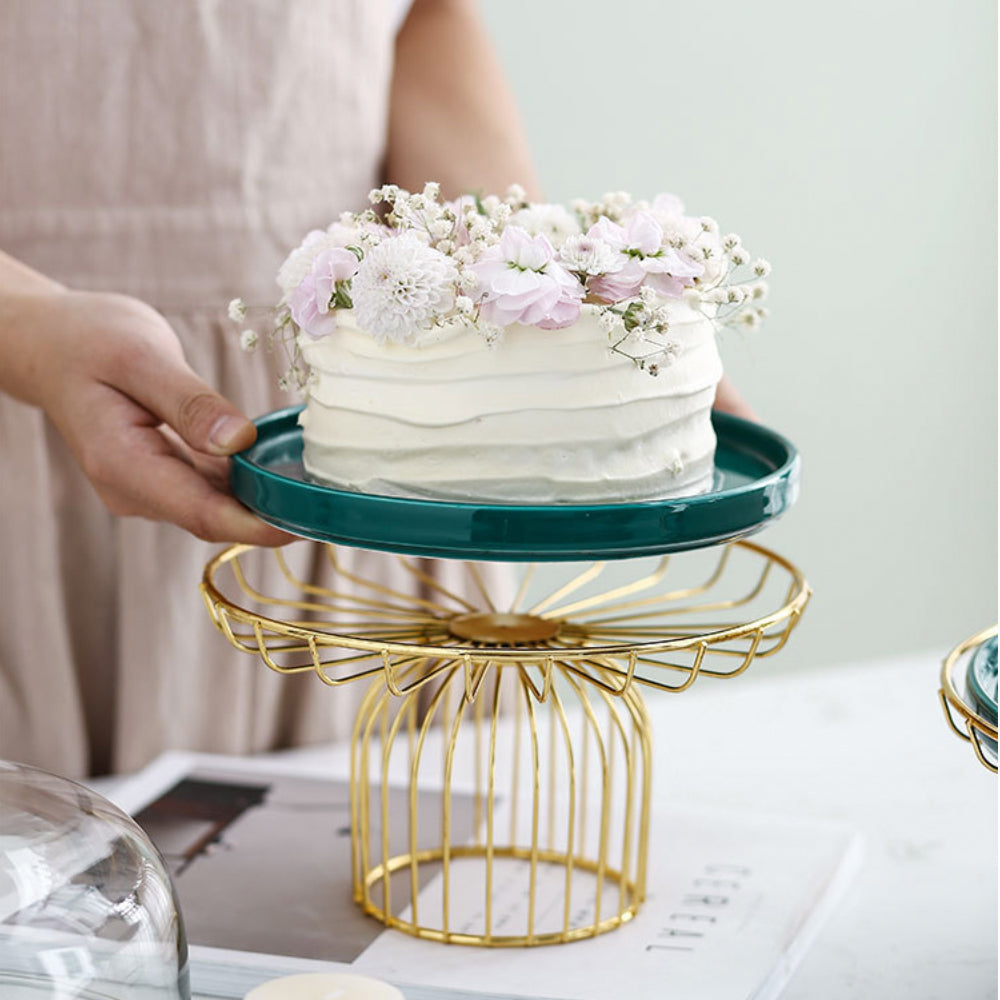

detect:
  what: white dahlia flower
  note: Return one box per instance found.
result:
[351,232,458,343]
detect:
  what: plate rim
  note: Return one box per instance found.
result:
[230,405,800,559]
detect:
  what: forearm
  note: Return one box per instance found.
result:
[385,0,540,200]
[0,250,67,406]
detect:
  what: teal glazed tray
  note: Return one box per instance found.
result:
[230,406,800,561]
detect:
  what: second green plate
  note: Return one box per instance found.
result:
[230,407,800,561]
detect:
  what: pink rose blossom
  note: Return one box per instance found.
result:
[471,227,583,329]
[288,247,359,339]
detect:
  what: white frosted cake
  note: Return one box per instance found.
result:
[237,184,768,504]
[298,303,721,502]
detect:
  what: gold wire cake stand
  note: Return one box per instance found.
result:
[939,625,998,773]
[201,538,810,947]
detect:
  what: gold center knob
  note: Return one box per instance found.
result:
[448,612,562,645]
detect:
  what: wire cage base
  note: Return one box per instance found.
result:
[201,539,810,946]
[350,660,651,946]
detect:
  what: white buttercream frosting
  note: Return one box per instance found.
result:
[298,303,722,502]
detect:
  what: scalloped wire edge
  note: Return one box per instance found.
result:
[939,624,998,773]
[201,539,811,699]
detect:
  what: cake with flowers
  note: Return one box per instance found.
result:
[232,184,769,503]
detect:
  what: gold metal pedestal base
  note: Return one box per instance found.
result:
[202,540,810,946]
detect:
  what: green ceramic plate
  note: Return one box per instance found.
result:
[230,406,800,561]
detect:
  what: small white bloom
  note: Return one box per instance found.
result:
[436,239,454,255]
[722,233,741,251]
[557,232,619,274]
[422,181,441,202]
[227,298,247,322]
[239,328,258,352]
[369,184,401,205]
[458,268,479,291]
[505,183,527,204]
[738,308,762,330]
[430,218,454,240]
[639,285,658,305]
[729,247,749,266]
[750,281,769,300]
[682,287,703,307]
[752,258,772,277]
[491,202,512,226]
[598,309,620,333]
[455,295,474,314]
[700,217,719,234]
[351,232,458,343]
[468,215,492,241]
[478,321,504,347]
[600,190,632,217]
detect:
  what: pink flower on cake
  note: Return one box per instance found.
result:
[350,231,458,343]
[288,247,360,339]
[586,212,704,302]
[471,227,583,329]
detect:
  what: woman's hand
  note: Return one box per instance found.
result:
[2,287,291,545]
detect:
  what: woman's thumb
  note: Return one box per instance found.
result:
[119,350,256,456]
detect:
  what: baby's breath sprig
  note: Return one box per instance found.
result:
[595,292,680,374]
[229,298,312,396]
[572,191,634,229]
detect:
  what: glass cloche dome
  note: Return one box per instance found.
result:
[0,760,189,999]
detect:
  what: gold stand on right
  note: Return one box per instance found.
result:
[940,625,998,773]
[202,539,810,946]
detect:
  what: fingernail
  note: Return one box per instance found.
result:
[209,415,250,452]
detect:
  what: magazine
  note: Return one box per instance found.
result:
[110,752,862,1000]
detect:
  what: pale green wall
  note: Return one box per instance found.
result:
[479,0,998,670]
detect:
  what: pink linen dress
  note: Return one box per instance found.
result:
[0,0,502,777]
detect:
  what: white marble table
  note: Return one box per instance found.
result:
[252,648,996,1000]
[645,648,998,1000]
[92,646,991,1000]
